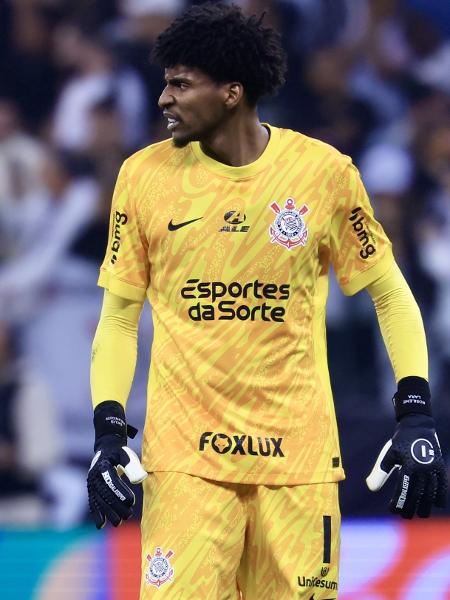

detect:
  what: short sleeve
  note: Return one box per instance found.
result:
[330,160,393,296]
[98,161,150,301]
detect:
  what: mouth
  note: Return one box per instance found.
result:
[167,118,181,131]
[164,112,181,132]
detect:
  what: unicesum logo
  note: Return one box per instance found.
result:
[348,206,376,259]
[297,575,338,591]
[110,211,128,264]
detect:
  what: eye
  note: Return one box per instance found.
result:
[164,78,190,92]
[169,80,189,90]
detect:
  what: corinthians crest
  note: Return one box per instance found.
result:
[269,197,309,250]
[145,547,174,588]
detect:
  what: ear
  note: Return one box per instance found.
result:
[223,82,244,109]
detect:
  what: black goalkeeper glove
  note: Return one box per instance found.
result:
[366,377,448,519]
[87,401,147,529]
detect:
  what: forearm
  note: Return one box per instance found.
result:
[90,290,143,408]
[367,262,428,382]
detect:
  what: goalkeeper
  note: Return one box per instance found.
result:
[87,3,447,599]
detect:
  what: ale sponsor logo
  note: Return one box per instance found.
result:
[219,210,250,233]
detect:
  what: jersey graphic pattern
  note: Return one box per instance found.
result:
[99,126,393,485]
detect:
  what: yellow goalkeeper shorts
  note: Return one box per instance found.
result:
[139,472,340,599]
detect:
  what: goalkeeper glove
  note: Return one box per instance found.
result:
[87,400,147,529]
[366,376,448,519]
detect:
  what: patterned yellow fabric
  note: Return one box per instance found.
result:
[98,125,393,485]
[139,472,340,599]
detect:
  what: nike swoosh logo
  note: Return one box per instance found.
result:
[168,217,203,231]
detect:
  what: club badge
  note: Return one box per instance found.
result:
[269,197,309,250]
[145,547,174,588]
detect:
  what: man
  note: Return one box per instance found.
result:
[87,3,447,599]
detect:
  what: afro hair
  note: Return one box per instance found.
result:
[152,2,287,106]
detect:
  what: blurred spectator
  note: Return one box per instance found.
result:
[360,143,414,265]
[0,99,47,261]
[405,10,450,94]
[0,1,59,131]
[84,96,129,209]
[119,0,186,38]
[415,123,450,406]
[406,0,450,36]
[52,25,148,152]
[420,214,450,407]
[297,47,377,158]
[54,0,120,32]
[344,0,411,124]
[0,320,61,526]
[0,150,100,321]
[0,147,104,527]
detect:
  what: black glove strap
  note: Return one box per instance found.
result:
[127,424,138,438]
[93,400,138,450]
[393,376,432,421]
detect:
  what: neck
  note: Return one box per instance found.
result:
[199,112,269,167]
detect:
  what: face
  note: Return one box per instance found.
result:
[158,65,233,148]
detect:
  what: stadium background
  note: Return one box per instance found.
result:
[0,0,450,597]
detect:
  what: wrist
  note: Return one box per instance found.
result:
[93,400,127,451]
[393,376,432,421]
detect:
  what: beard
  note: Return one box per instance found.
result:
[171,127,196,148]
[172,135,191,148]
[171,121,213,148]
[171,119,219,149]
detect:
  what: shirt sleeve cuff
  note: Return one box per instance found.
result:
[98,270,147,302]
[339,249,394,296]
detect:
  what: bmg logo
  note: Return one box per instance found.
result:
[348,206,376,259]
[110,211,128,264]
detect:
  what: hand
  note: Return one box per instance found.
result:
[87,400,147,529]
[366,414,448,518]
[87,441,147,529]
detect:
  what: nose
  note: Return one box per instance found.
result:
[158,86,173,109]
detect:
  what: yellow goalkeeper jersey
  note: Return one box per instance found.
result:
[98,125,393,485]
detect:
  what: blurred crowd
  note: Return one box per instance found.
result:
[0,0,449,526]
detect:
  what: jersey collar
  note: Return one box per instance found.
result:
[190,124,280,180]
